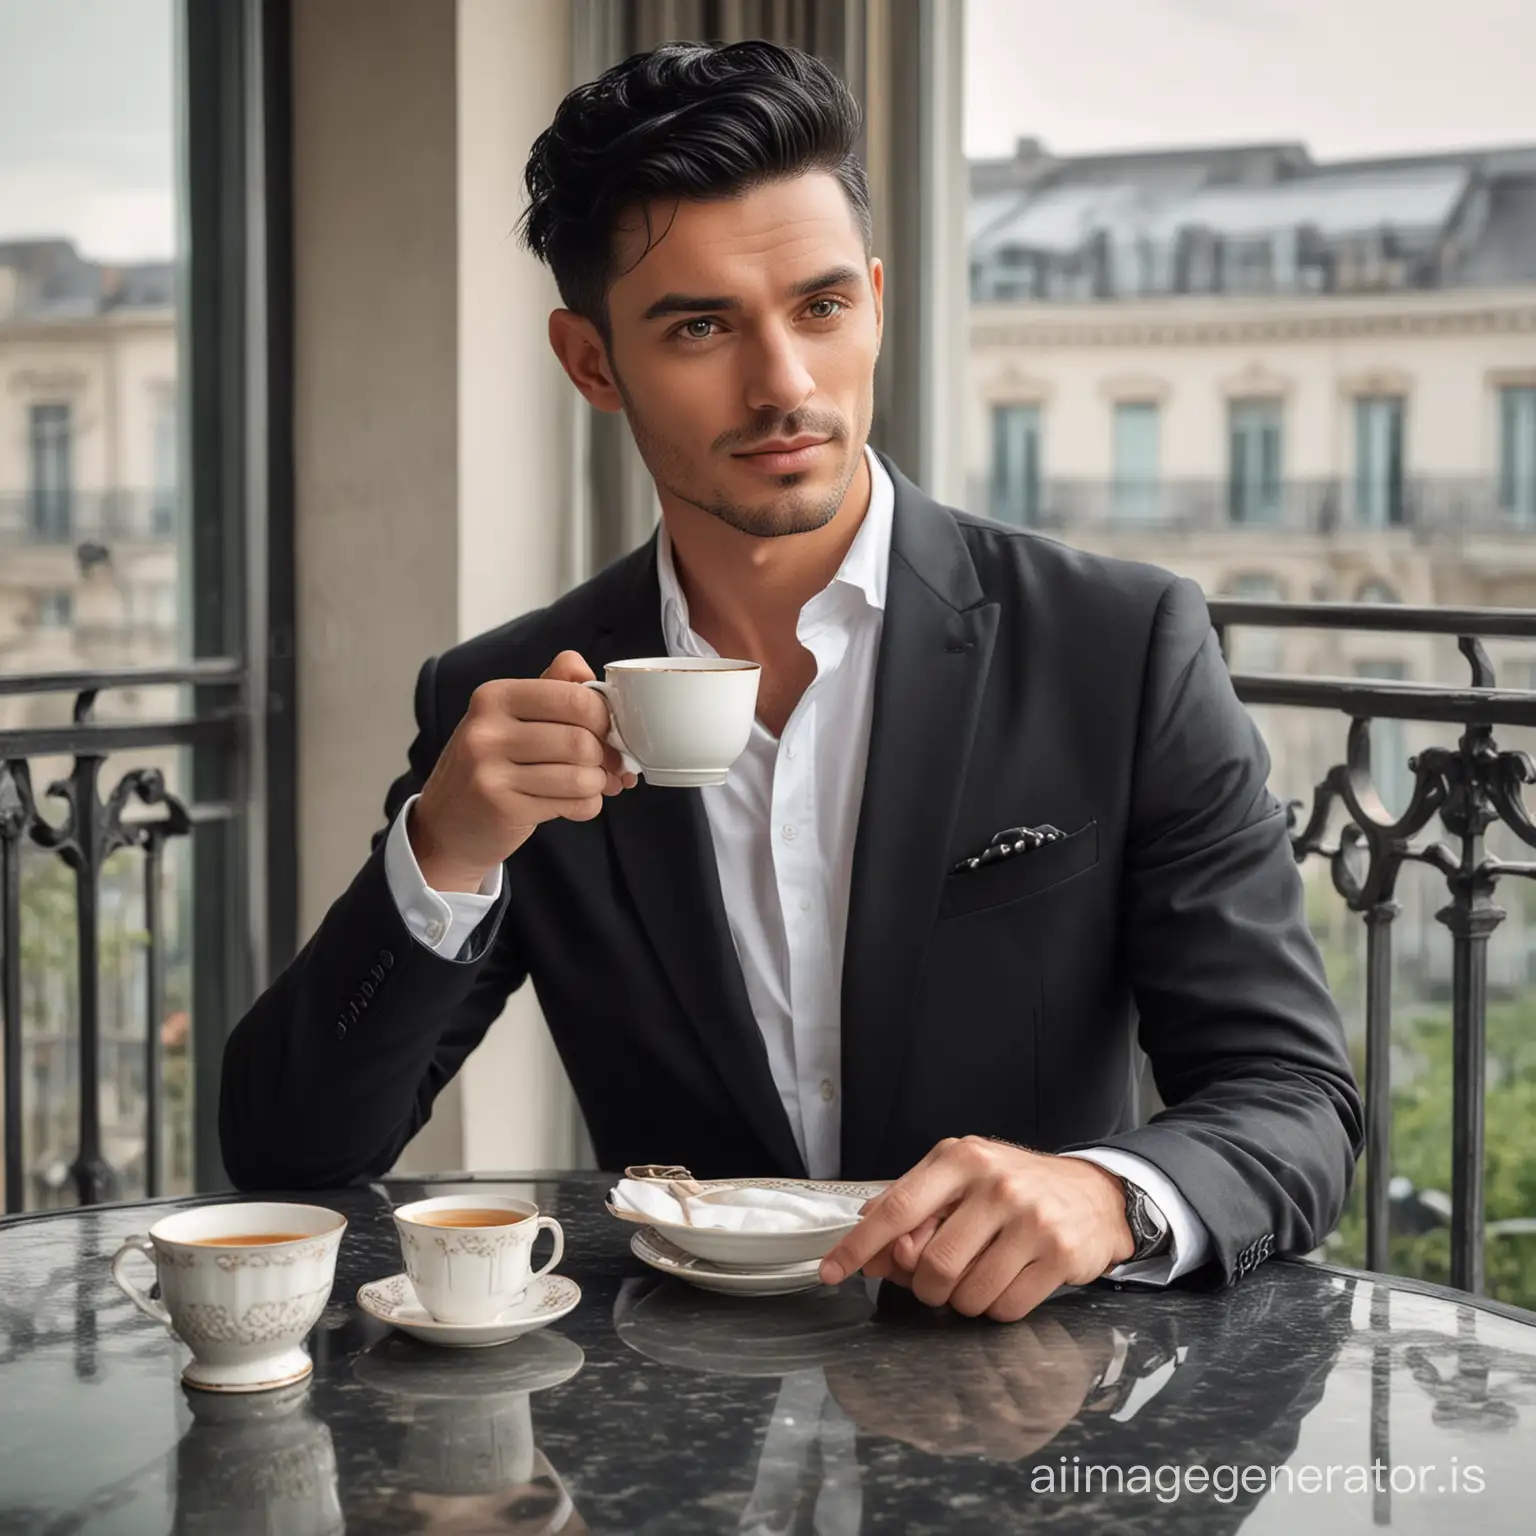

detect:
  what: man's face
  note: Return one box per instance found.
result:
[553,172,883,539]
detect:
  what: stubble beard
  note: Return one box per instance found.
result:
[618,375,868,540]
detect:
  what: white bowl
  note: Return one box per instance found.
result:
[607,1177,884,1270]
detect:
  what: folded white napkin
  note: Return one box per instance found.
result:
[611,1180,867,1232]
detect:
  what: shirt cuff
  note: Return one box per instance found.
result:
[383,793,504,959]
[1058,1146,1212,1285]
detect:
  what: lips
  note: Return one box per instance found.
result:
[733,439,831,474]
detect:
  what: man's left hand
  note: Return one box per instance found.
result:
[818,1136,1136,1322]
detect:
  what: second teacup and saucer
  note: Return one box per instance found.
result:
[357,1194,581,1349]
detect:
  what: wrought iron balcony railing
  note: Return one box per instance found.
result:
[973,475,1536,537]
[3,604,1536,1302]
[1212,598,1536,1296]
[0,490,177,548]
[0,661,242,1212]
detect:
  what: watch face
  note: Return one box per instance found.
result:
[1126,1185,1168,1258]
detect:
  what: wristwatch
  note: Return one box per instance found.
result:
[1121,1178,1171,1263]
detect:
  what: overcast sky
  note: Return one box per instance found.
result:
[1,0,1533,262]
[966,0,1536,161]
[0,0,173,261]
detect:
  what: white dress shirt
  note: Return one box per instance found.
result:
[384,445,1210,1284]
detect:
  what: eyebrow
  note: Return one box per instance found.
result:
[639,264,864,322]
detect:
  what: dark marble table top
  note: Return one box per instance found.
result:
[2,1173,1534,1535]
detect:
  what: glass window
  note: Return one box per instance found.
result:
[1112,401,1160,522]
[1355,396,1405,526]
[36,591,73,628]
[1500,386,1536,521]
[990,403,1041,527]
[151,392,177,535]
[0,0,194,1208]
[1229,399,1283,525]
[27,403,74,540]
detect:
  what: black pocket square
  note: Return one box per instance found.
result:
[951,823,1067,874]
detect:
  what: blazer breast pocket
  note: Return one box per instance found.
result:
[937,819,1100,921]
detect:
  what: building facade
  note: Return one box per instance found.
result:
[0,240,179,700]
[966,138,1536,1000]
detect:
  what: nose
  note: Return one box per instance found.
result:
[743,320,816,417]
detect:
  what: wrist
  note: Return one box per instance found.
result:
[1071,1159,1138,1266]
[407,801,494,894]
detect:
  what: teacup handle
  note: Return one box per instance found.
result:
[530,1217,565,1282]
[580,680,641,777]
[111,1237,174,1331]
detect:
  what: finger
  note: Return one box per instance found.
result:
[820,1144,971,1283]
[910,1200,1008,1309]
[540,649,596,685]
[491,676,612,737]
[509,762,611,801]
[506,719,608,768]
[986,1259,1063,1325]
[948,1218,1044,1318]
[891,1213,944,1274]
[862,1225,930,1281]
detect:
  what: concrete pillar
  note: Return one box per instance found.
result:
[290,0,586,1174]
[454,0,590,1172]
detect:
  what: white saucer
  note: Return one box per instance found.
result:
[631,1228,830,1296]
[356,1272,580,1348]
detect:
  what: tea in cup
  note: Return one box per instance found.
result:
[111,1201,346,1392]
[583,656,761,787]
[393,1195,564,1325]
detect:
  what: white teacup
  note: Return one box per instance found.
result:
[583,656,761,787]
[393,1195,564,1325]
[111,1201,345,1393]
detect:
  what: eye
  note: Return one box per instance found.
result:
[806,297,846,320]
[675,317,721,343]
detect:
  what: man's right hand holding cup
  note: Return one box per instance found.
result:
[407,650,636,893]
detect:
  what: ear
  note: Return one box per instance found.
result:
[869,257,884,357]
[548,309,624,414]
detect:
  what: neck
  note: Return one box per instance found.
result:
[662,450,874,662]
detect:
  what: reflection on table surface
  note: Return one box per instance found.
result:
[1,1175,1535,1534]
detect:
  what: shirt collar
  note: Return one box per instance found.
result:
[656,444,893,654]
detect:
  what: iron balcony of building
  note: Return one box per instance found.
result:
[975,475,1536,538]
[0,489,177,548]
[0,660,242,1213]
[3,603,1536,1304]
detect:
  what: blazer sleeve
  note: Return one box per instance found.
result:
[1059,576,1365,1287]
[219,654,528,1190]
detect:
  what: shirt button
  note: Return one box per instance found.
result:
[781,824,798,842]
[799,896,812,913]
[820,1079,836,1103]
[424,918,445,944]
[784,744,797,760]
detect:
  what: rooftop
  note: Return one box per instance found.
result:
[0,239,174,322]
[969,139,1536,301]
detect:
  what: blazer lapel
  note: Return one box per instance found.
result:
[839,456,1000,1177]
[593,539,807,1177]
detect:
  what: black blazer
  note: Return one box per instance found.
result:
[220,452,1364,1288]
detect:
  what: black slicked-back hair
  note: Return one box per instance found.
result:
[518,40,871,338]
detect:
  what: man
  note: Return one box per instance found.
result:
[221,40,1363,1320]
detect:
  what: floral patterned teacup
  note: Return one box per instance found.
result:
[393,1195,564,1325]
[110,1201,345,1393]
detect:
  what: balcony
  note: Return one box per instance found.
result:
[974,475,1536,539]
[0,490,177,550]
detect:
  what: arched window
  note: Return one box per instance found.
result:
[1357,579,1400,604]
